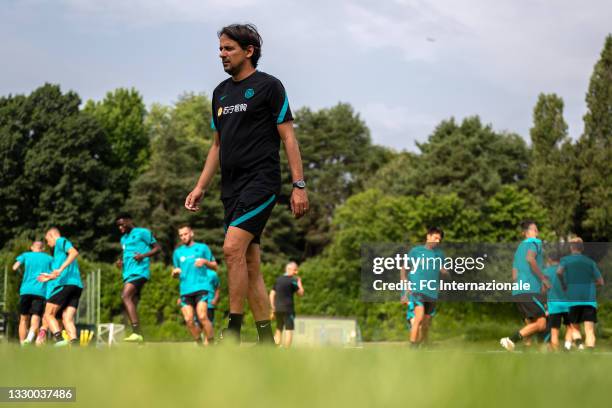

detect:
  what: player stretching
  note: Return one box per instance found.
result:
[270,262,304,348]
[500,220,550,351]
[543,251,573,351]
[116,213,161,343]
[401,227,448,347]
[38,228,82,347]
[557,237,604,350]
[172,225,218,345]
[185,24,308,344]
[13,241,52,345]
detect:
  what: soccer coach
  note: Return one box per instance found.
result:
[185,23,309,344]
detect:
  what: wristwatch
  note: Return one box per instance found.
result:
[292,179,306,189]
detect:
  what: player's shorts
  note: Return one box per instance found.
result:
[275,311,295,331]
[207,308,215,323]
[47,285,82,310]
[124,276,148,296]
[19,295,45,316]
[548,312,570,329]
[223,192,277,244]
[514,293,546,319]
[180,290,209,309]
[568,305,597,324]
[409,293,437,317]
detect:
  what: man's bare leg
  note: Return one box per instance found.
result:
[181,305,201,343]
[62,306,77,340]
[223,227,254,341]
[584,321,596,348]
[284,330,294,348]
[410,306,424,345]
[246,243,275,344]
[18,315,29,343]
[196,301,214,345]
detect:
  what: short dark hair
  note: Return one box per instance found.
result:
[427,226,445,240]
[218,23,262,67]
[520,220,536,231]
[177,224,191,231]
[115,213,132,222]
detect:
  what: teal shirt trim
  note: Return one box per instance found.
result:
[277,94,289,124]
[229,195,276,227]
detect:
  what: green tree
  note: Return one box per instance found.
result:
[528,93,578,238]
[0,84,121,258]
[125,97,224,264]
[279,103,393,257]
[577,35,612,240]
[84,88,149,198]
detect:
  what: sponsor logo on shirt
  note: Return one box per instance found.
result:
[244,88,255,99]
[218,103,248,116]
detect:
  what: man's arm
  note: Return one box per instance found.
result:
[269,290,276,312]
[212,287,220,306]
[195,258,218,271]
[185,132,221,212]
[12,261,21,271]
[278,122,309,218]
[296,277,304,297]
[556,265,566,291]
[45,247,79,280]
[526,250,550,289]
[134,242,162,262]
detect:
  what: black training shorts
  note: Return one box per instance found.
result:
[514,293,547,319]
[47,285,82,310]
[568,305,597,324]
[275,311,295,331]
[180,290,209,309]
[223,192,277,244]
[19,295,45,316]
[548,312,570,329]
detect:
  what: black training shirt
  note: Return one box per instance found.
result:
[273,275,299,313]
[211,71,293,199]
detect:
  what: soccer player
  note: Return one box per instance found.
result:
[38,228,82,347]
[185,24,308,344]
[12,241,52,345]
[116,213,161,343]
[172,225,218,345]
[401,227,448,347]
[270,262,304,348]
[557,237,604,350]
[543,251,572,351]
[500,220,551,351]
[205,269,221,345]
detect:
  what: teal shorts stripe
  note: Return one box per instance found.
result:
[532,296,546,313]
[229,194,276,228]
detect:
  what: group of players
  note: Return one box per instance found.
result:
[13,215,305,347]
[402,221,605,351]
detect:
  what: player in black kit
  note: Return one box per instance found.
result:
[270,262,304,348]
[185,23,309,344]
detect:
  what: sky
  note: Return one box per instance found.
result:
[1,0,610,151]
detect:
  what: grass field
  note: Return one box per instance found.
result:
[2,341,612,408]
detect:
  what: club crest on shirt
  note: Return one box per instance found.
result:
[244,88,255,99]
[217,107,223,117]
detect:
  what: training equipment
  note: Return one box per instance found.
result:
[96,323,125,347]
[500,337,515,351]
[292,316,361,347]
[80,329,95,347]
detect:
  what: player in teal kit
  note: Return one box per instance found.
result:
[12,241,52,345]
[172,225,218,345]
[500,221,551,351]
[205,269,221,334]
[543,251,573,351]
[400,227,449,347]
[116,213,161,343]
[38,228,82,347]
[557,237,604,349]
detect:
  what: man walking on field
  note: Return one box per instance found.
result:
[185,23,308,344]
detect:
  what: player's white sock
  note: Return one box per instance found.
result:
[26,330,36,343]
[564,341,572,350]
